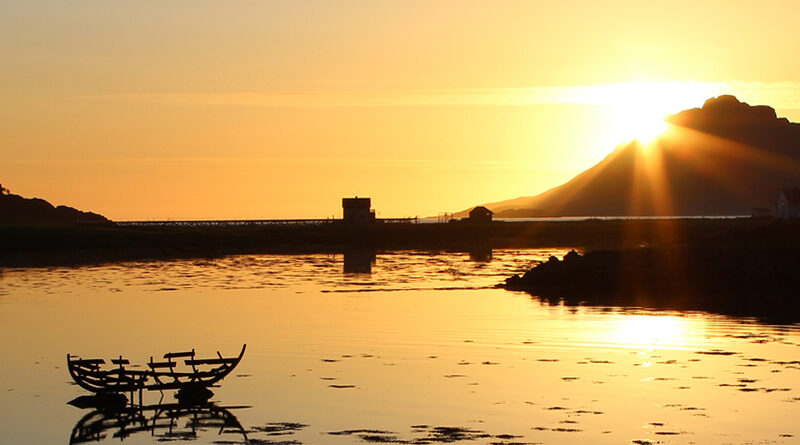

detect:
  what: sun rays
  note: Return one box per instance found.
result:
[599,81,723,146]
[507,93,800,260]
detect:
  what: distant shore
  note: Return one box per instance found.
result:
[2,217,798,267]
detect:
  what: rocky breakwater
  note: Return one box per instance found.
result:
[503,247,800,322]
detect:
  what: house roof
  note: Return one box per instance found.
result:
[342,197,371,208]
[780,188,800,206]
[469,206,494,215]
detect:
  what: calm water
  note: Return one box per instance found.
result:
[1,249,799,444]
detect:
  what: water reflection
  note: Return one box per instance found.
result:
[527,289,800,324]
[0,249,563,294]
[468,246,492,263]
[342,249,376,274]
[69,402,249,444]
[1,250,799,444]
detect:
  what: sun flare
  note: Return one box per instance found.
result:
[601,81,724,145]
[611,106,668,144]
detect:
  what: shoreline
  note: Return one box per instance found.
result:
[3,218,800,323]
[2,217,798,267]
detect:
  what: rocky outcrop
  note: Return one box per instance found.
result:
[503,247,800,322]
[0,193,109,224]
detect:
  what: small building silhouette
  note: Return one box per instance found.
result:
[342,197,375,223]
[777,188,800,218]
[468,206,493,222]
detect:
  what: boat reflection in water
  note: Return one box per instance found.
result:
[69,401,250,444]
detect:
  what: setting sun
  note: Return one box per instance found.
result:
[600,81,724,145]
[611,105,668,144]
[6,2,800,444]
[4,1,800,221]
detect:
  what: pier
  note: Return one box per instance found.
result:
[115,217,418,227]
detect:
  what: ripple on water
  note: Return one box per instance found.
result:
[3,249,800,444]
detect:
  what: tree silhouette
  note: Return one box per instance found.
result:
[0,183,8,195]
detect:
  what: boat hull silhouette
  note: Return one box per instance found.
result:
[67,345,246,394]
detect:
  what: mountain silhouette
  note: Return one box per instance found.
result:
[466,95,800,217]
[0,192,109,224]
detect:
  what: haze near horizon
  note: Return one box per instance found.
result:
[4,1,800,219]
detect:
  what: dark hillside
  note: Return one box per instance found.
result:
[0,192,109,225]
[466,96,800,217]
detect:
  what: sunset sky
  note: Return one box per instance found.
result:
[4,0,800,220]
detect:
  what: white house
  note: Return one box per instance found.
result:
[776,188,800,218]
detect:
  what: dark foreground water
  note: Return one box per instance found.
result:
[0,249,798,444]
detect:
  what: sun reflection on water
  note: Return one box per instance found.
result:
[608,314,691,350]
[2,252,800,444]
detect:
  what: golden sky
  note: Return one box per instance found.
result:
[3,0,800,219]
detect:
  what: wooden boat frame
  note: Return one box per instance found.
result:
[67,345,246,396]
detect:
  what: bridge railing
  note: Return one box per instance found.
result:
[115,217,419,227]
